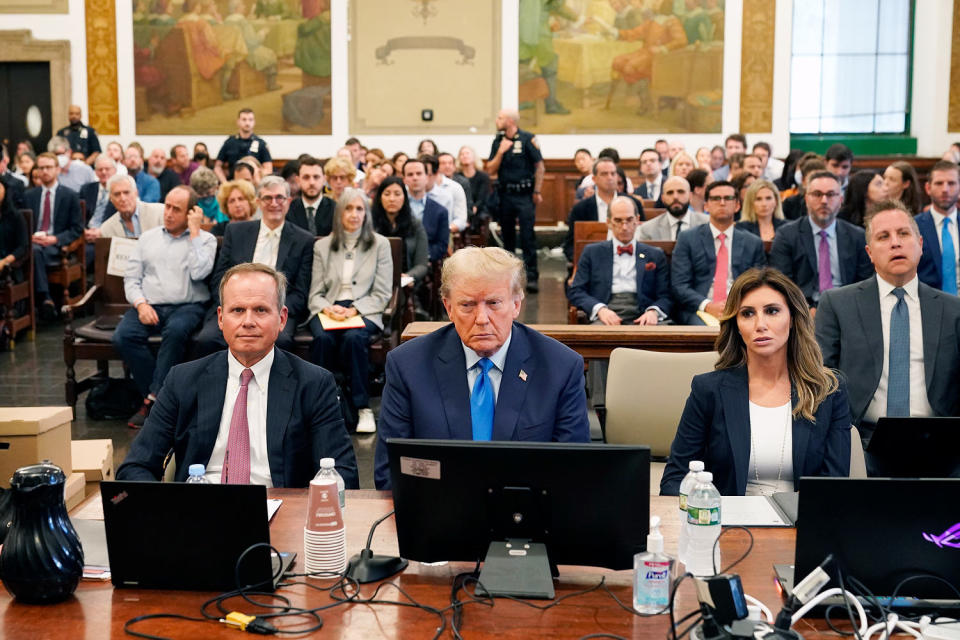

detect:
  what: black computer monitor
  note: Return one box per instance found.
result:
[387,439,650,598]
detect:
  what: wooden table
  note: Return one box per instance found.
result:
[402,322,719,358]
[0,492,824,639]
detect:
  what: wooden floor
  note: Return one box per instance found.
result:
[0,252,571,489]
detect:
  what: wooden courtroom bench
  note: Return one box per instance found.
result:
[62,237,408,412]
[401,321,718,358]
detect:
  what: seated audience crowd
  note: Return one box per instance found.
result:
[7,105,960,494]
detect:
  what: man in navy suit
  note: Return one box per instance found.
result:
[374,246,590,489]
[196,176,314,355]
[117,263,357,487]
[286,156,336,237]
[403,158,449,262]
[563,157,619,263]
[25,152,84,320]
[671,180,767,324]
[568,196,671,324]
[633,148,665,207]
[769,171,873,309]
[914,160,960,292]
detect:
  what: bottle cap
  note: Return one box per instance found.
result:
[647,515,664,553]
[697,471,713,483]
[689,460,704,472]
[320,458,335,469]
[188,464,205,476]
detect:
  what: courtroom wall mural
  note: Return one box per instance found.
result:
[519,0,724,134]
[133,0,331,134]
[349,0,500,134]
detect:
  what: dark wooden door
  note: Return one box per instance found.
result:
[0,62,52,156]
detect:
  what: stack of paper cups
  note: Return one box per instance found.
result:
[304,477,346,576]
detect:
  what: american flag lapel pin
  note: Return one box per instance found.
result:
[519,370,528,382]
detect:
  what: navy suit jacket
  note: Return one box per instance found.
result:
[768,217,873,307]
[373,323,591,489]
[815,275,960,426]
[671,224,767,323]
[210,220,315,321]
[562,196,645,262]
[633,182,664,208]
[567,240,672,318]
[915,210,947,290]
[116,349,358,488]
[287,196,335,237]
[79,181,116,224]
[421,198,449,262]
[660,366,851,496]
[24,184,83,246]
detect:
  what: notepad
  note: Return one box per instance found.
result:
[317,312,366,330]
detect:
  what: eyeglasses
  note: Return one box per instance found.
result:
[707,195,737,202]
[259,195,287,204]
[808,191,841,200]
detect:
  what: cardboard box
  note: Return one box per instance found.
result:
[0,407,73,487]
[72,439,114,484]
[64,472,86,511]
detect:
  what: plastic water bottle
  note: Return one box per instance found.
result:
[685,471,721,576]
[634,516,674,614]
[315,458,345,509]
[677,460,705,566]
[185,464,209,484]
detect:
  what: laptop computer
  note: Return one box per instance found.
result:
[774,478,960,613]
[867,417,960,478]
[100,480,295,592]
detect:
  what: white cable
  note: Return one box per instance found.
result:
[744,594,773,623]
[864,614,925,640]
[790,587,869,636]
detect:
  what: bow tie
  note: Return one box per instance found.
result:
[616,244,633,256]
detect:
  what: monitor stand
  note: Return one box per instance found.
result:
[476,539,555,599]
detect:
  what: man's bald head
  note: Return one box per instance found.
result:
[662,176,691,217]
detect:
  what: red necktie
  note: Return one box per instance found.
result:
[617,244,633,256]
[712,232,728,303]
[40,190,52,233]
[223,368,254,484]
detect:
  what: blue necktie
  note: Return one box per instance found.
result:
[887,287,910,417]
[470,358,495,441]
[941,218,957,295]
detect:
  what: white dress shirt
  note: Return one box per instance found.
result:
[206,348,275,486]
[252,221,283,269]
[463,331,512,403]
[930,207,959,292]
[433,174,468,230]
[746,401,795,496]
[700,223,735,310]
[589,239,638,321]
[864,275,933,423]
[594,193,611,221]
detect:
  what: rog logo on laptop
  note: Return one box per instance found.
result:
[923,522,960,548]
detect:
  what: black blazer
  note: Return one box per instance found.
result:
[210,220,315,321]
[735,217,787,240]
[768,216,873,307]
[567,240,672,317]
[287,196,335,237]
[633,182,665,208]
[79,181,116,224]
[563,195,645,261]
[116,349,359,488]
[0,208,29,264]
[0,171,26,210]
[782,193,807,220]
[815,275,960,426]
[24,184,83,246]
[660,366,851,496]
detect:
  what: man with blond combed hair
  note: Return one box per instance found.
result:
[373,246,590,489]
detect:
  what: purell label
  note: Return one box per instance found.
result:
[643,562,671,580]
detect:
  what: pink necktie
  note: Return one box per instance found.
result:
[712,232,728,303]
[223,368,254,484]
[818,230,833,293]
[41,190,52,233]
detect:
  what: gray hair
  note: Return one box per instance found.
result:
[258,175,290,198]
[94,154,117,170]
[47,136,70,153]
[441,246,526,300]
[189,166,220,197]
[219,262,287,314]
[331,187,375,252]
[106,173,138,195]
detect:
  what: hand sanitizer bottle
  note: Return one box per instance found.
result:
[634,515,674,614]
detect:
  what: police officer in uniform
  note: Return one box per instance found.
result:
[56,105,102,166]
[486,108,545,293]
[214,108,273,182]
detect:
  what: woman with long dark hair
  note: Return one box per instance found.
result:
[371,177,428,284]
[839,170,887,227]
[661,268,851,496]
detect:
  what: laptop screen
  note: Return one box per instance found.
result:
[795,478,960,600]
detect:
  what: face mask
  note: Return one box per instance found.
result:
[794,169,802,185]
[57,154,69,168]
